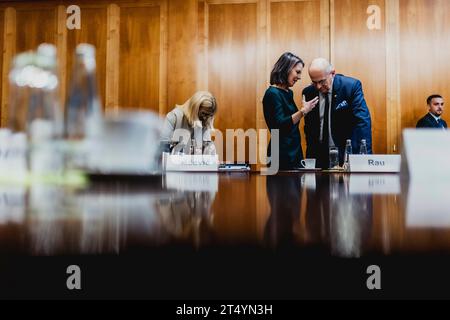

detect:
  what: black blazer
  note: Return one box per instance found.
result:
[416,113,448,129]
[302,74,372,165]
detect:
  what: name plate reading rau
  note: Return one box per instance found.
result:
[349,155,401,173]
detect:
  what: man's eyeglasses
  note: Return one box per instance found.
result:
[311,74,330,86]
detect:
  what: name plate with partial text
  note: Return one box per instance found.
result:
[349,154,401,173]
[163,153,219,172]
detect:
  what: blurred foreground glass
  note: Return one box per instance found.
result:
[6,53,33,177]
[359,139,368,155]
[65,43,102,140]
[86,109,163,174]
[343,139,352,171]
[8,52,35,134]
[64,44,103,171]
[8,46,63,175]
[329,146,339,169]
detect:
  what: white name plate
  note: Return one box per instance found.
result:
[402,129,450,181]
[349,174,400,194]
[164,154,219,172]
[349,154,401,173]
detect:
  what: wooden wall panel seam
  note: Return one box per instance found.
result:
[158,0,168,115]
[56,5,67,115]
[105,3,120,110]
[1,7,15,127]
[203,1,209,90]
[255,0,266,171]
[264,0,270,87]
[386,0,400,153]
[196,0,205,91]
[329,0,334,65]
[320,0,330,59]
[255,0,268,229]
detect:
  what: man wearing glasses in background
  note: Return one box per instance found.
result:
[302,58,372,169]
[416,94,447,129]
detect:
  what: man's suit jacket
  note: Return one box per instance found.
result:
[416,113,448,129]
[302,74,372,166]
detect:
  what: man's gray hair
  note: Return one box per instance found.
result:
[310,57,333,74]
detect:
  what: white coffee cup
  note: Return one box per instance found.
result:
[301,158,316,169]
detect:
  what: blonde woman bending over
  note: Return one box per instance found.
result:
[162,91,217,154]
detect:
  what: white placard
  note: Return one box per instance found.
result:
[164,154,219,172]
[349,174,400,194]
[349,154,401,172]
[402,129,450,181]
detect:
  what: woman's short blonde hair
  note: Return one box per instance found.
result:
[181,91,217,129]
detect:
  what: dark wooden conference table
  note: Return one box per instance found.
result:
[1,170,450,298]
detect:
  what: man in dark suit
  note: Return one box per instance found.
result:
[416,94,447,129]
[302,58,372,169]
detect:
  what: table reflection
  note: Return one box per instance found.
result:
[263,174,301,248]
[156,173,217,246]
[304,174,374,257]
[328,174,373,257]
[0,173,219,255]
[3,172,450,257]
[264,173,375,257]
[405,180,450,227]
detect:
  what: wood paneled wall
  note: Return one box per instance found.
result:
[0,0,170,122]
[333,0,387,153]
[203,2,258,160]
[15,7,57,53]
[0,0,449,158]
[118,1,165,112]
[168,0,197,110]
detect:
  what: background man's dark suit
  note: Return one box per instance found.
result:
[302,74,372,168]
[416,113,448,129]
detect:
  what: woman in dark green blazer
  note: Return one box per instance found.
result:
[263,52,318,169]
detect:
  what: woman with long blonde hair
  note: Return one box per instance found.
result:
[162,91,217,153]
